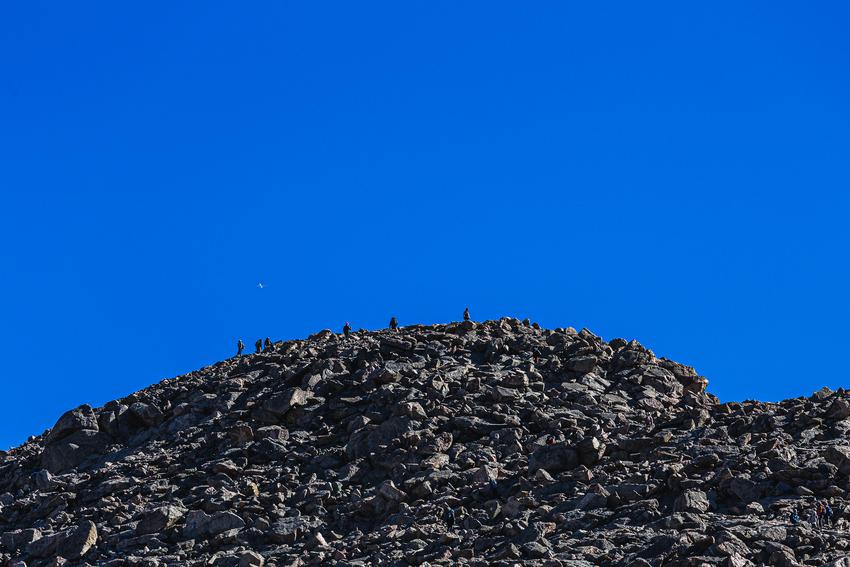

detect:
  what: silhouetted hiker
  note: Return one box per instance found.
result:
[237,339,245,356]
[264,337,272,352]
[463,307,470,322]
[343,322,351,339]
[389,316,398,330]
[444,507,455,528]
[255,339,262,354]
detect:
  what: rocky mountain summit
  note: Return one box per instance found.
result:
[2,318,850,566]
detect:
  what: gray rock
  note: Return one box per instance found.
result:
[2,528,41,552]
[529,443,579,474]
[239,550,265,567]
[269,516,320,544]
[26,520,97,560]
[46,405,99,444]
[136,505,185,535]
[183,510,245,539]
[263,388,308,416]
[41,429,110,472]
[673,490,710,513]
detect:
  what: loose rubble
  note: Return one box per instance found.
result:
[2,319,850,565]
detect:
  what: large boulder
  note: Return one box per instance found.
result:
[827,399,850,421]
[269,516,321,544]
[729,477,762,503]
[26,520,97,560]
[183,510,245,539]
[1,528,42,552]
[826,446,850,475]
[41,429,110,473]
[529,443,579,474]
[136,505,186,535]
[673,490,710,513]
[46,405,98,444]
[263,388,309,416]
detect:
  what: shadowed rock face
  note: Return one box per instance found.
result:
[0,319,849,566]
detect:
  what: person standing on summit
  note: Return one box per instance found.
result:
[236,339,245,356]
[389,316,398,330]
[255,339,262,354]
[343,322,351,339]
[463,307,470,322]
[263,337,273,352]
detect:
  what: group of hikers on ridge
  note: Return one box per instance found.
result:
[791,500,836,529]
[235,337,273,356]
[236,307,472,357]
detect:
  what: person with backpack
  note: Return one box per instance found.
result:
[263,337,273,352]
[236,339,245,356]
[389,316,398,330]
[825,502,834,528]
[818,501,826,528]
[255,339,262,354]
[343,322,351,339]
[463,307,470,322]
[808,507,819,528]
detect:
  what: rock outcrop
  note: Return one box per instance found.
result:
[0,319,849,565]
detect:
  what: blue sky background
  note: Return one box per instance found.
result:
[1,2,849,449]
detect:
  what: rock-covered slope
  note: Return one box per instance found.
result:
[2,319,850,566]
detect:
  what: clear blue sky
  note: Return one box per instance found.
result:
[1,2,849,449]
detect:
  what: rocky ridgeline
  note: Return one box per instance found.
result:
[2,319,850,566]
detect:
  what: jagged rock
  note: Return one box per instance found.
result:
[41,429,110,472]
[183,510,245,539]
[826,446,850,474]
[136,505,185,535]
[674,490,710,513]
[263,388,309,416]
[46,405,99,444]
[529,443,578,474]
[827,399,850,420]
[2,528,41,552]
[269,516,320,544]
[239,550,265,566]
[25,520,97,560]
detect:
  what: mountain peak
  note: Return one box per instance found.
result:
[4,319,848,566]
